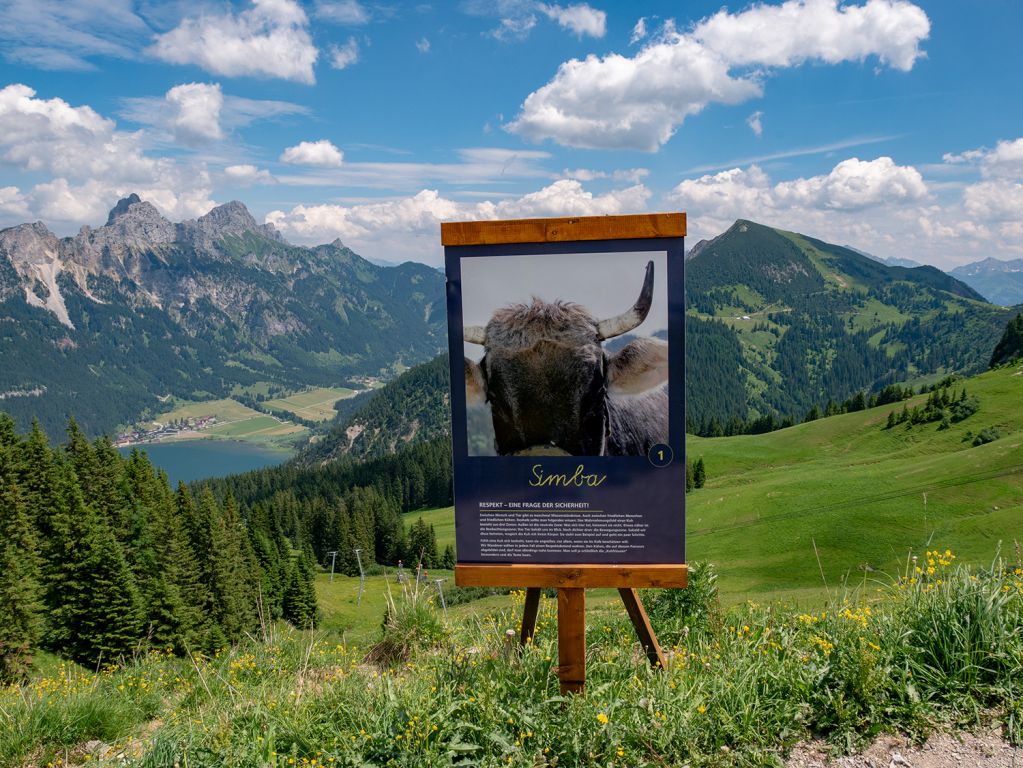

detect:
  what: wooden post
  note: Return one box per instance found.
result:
[618,588,666,669]
[557,588,586,695]
[520,587,541,647]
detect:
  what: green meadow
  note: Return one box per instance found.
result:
[387,363,1023,612]
[264,387,358,422]
[687,362,1023,605]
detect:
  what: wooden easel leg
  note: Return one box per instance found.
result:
[557,588,586,694]
[618,588,666,670]
[520,587,541,647]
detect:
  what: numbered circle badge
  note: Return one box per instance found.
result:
[648,443,673,467]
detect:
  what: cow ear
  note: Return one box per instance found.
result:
[465,357,486,405]
[607,338,668,394]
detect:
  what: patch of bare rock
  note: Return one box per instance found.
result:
[785,729,1021,768]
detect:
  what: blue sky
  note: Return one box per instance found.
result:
[0,0,1021,268]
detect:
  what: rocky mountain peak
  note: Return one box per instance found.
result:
[106,193,143,225]
[0,221,59,262]
[95,193,175,245]
[197,200,258,235]
[185,200,283,250]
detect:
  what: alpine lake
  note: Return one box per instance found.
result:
[117,439,292,485]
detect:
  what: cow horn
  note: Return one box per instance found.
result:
[463,325,487,345]
[597,260,654,340]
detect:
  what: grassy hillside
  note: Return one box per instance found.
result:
[398,363,1022,607]
[686,361,1023,603]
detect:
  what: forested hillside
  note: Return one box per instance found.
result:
[0,416,318,680]
[684,220,1016,432]
[203,438,453,571]
[299,355,451,465]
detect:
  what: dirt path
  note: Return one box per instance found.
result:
[786,729,1021,767]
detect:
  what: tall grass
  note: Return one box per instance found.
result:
[1,551,1020,767]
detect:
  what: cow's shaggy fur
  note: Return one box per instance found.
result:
[471,297,667,456]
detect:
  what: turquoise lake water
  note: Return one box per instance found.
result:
[118,440,292,485]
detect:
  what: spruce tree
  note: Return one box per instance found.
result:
[405,517,438,568]
[17,419,61,541]
[248,504,288,621]
[990,313,1023,367]
[47,462,144,666]
[192,489,257,646]
[0,413,17,450]
[139,470,208,652]
[441,544,456,569]
[693,458,706,489]
[283,548,319,629]
[0,446,45,681]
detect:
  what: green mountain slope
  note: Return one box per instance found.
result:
[685,220,1016,432]
[299,355,451,464]
[685,361,1023,603]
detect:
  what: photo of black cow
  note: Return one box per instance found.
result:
[461,250,669,457]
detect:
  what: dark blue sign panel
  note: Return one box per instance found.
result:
[445,235,685,565]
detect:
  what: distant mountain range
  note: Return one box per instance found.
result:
[3,198,1018,443]
[844,245,922,269]
[0,194,446,436]
[949,257,1023,306]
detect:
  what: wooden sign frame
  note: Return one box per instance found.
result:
[442,213,688,693]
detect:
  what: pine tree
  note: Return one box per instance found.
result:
[47,462,144,666]
[440,544,456,569]
[990,313,1023,367]
[191,489,256,645]
[0,446,45,681]
[17,419,61,541]
[693,458,706,489]
[283,548,319,629]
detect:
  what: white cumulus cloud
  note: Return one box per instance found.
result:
[165,83,224,145]
[265,180,649,264]
[963,181,1023,223]
[508,0,930,150]
[0,186,30,218]
[747,110,763,137]
[506,36,761,151]
[945,137,1023,180]
[224,164,275,185]
[774,157,927,210]
[538,3,606,38]
[630,17,647,44]
[150,0,318,85]
[693,0,930,71]
[0,83,215,228]
[416,37,431,53]
[314,0,371,25]
[329,37,360,69]
[279,139,344,168]
[668,157,929,258]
